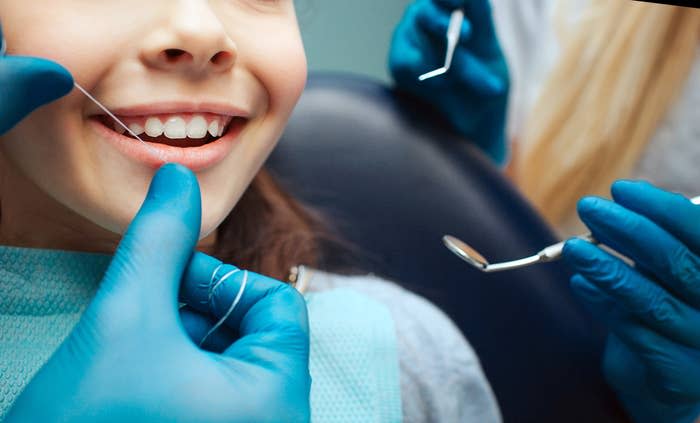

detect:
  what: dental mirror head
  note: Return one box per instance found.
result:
[443,235,489,270]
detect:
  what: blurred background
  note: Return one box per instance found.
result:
[298,0,411,83]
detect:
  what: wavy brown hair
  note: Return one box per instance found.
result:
[211,167,328,281]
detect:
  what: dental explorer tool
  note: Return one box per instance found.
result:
[443,195,700,273]
[418,8,464,82]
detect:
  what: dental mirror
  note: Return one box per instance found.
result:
[444,195,700,273]
[443,235,489,270]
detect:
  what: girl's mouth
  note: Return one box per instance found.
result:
[89,111,249,171]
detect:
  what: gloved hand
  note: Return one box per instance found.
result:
[5,164,311,423]
[389,0,509,163]
[563,180,700,423]
[0,23,74,135]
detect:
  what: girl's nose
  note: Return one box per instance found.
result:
[140,2,237,77]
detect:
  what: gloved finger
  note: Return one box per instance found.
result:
[600,335,697,423]
[609,316,700,404]
[390,7,436,82]
[575,274,700,404]
[182,252,310,362]
[565,239,700,349]
[570,273,614,308]
[577,196,700,308]
[452,48,508,95]
[89,164,202,330]
[604,334,697,410]
[572,276,700,415]
[611,180,700,256]
[0,55,73,135]
[413,0,472,43]
[179,306,237,353]
[602,334,649,397]
[390,1,459,79]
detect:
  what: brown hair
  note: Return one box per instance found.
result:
[212,167,328,281]
[513,1,700,227]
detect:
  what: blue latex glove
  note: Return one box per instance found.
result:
[5,164,311,422]
[389,0,509,163]
[0,23,74,135]
[563,180,700,423]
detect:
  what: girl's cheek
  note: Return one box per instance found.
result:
[259,38,307,115]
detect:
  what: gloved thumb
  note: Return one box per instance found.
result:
[0,55,74,135]
[87,164,202,330]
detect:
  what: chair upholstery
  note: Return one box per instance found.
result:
[267,73,629,422]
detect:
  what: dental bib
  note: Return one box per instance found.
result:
[305,288,403,422]
[0,247,108,420]
[0,246,402,422]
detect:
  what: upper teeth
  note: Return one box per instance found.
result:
[121,114,228,140]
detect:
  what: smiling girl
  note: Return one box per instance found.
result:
[0,1,500,421]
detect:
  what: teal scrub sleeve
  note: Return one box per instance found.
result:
[563,181,700,423]
[5,164,311,423]
[389,0,509,164]
[0,23,74,135]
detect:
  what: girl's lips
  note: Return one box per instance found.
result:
[88,116,247,171]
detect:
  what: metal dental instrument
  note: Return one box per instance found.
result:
[444,195,700,273]
[418,8,464,82]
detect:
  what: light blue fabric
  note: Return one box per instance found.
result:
[0,247,109,419]
[0,246,403,421]
[306,289,403,423]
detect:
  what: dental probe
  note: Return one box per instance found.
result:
[418,8,464,82]
[444,195,700,273]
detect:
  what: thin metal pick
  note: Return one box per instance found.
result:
[444,195,700,273]
[418,9,464,82]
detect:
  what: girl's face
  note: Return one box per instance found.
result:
[0,0,306,250]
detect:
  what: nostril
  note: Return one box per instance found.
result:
[163,49,189,63]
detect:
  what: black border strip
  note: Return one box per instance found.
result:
[634,0,699,8]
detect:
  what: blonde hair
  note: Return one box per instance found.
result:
[513,0,700,227]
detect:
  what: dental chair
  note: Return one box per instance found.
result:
[267,73,630,422]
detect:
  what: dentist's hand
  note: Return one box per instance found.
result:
[563,181,700,423]
[5,164,311,423]
[389,0,509,163]
[0,23,74,135]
